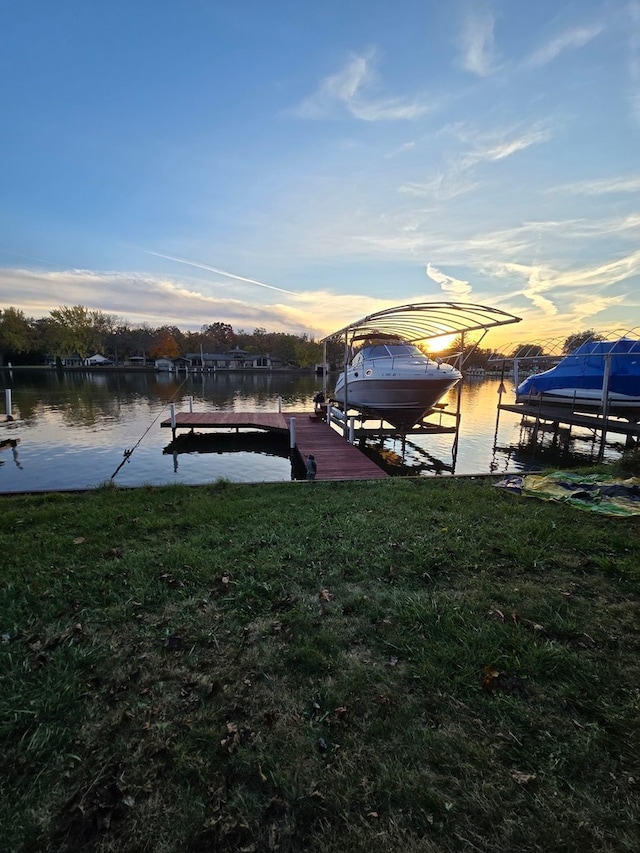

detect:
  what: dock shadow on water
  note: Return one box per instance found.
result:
[162,430,310,481]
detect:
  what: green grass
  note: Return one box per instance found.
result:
[1,477,639,851]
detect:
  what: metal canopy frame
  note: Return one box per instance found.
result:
[319,302,522,426]
[488,326,640,362]
[321,301,522,347]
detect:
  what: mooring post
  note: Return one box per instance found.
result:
[188,395,193,413]
[5,388,13,421]
[278,396,282,413]
[289,417,296,450]
[170,402,176,439]
[348,416,355,444]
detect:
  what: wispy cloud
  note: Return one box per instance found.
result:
[385,141,416,158]
[524,22,603,68]
[572,293,626,321]
[457,7,499,77]
[146,251,297,295]
[487,248,640,325]
[398,121,551,203]
[294,51,434,121]
[546,175,640,195]
[455,121,552,168]
[399,172,482,201]
[0,266,411,341]
[426,262,472,297]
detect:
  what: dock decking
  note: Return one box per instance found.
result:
[160,410,388,480]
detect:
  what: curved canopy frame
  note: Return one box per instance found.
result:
[489,326,640,362]
[321,301,522,347]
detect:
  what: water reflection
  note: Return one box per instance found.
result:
[0,368,630,494]
[0,438,23,470]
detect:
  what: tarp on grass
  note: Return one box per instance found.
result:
[494,471,640,516]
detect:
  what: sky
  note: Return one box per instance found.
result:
[1,0,639,350]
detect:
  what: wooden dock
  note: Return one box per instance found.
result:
[160,410,388,480]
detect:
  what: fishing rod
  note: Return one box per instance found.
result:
[109,372,192,481]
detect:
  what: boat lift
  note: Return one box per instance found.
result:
[319,301,522,443]
[490,327,640,461]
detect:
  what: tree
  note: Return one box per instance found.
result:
[0,307,33,363]
[48,305,113,359]
[149,328,181,359]
[200,322,236,352]
[511,343,545,359]
[562,329,604,354]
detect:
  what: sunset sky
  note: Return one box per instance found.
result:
[1,0,639,350]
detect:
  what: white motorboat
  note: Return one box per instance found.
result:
[321,300,522,432]
[332,341,462,430]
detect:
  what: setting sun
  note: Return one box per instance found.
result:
[425,333,458,353]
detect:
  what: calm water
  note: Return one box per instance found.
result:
[0,368,627,494]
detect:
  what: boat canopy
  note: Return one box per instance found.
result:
[321,301,522,347]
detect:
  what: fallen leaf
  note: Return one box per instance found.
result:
[319,588,332,602]
[482,665,500,692]
[73,537,86,545]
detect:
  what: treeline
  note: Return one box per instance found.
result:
[0,305,342,367]
[0,305,601,369]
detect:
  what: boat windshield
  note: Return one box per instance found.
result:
[386,344,425,357]
[359,343,426,359]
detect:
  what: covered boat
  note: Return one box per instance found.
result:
[321,301,522,432]
[516,338,640,416]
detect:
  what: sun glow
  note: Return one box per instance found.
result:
[425,333,458,353]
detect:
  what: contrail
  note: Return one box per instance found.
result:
[146,251,297,295]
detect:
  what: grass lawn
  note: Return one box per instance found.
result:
[1,476,639,851]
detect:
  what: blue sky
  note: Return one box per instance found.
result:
[1,0,639,348]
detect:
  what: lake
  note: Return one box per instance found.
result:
[0,368,627,494]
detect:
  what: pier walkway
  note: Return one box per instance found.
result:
[160,410,388,480]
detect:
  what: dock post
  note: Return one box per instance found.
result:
[170,403,176,439]
[188,395,193,413]
[4,389,13,421]
[278,396,282,413]
[289,417,296,449]
[348,417,355,444]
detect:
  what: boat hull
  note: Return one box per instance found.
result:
[333,374,460,430]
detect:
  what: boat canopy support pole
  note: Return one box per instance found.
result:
[322,340,328,401]
[342,331,350,440]
[598,353,612,460]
